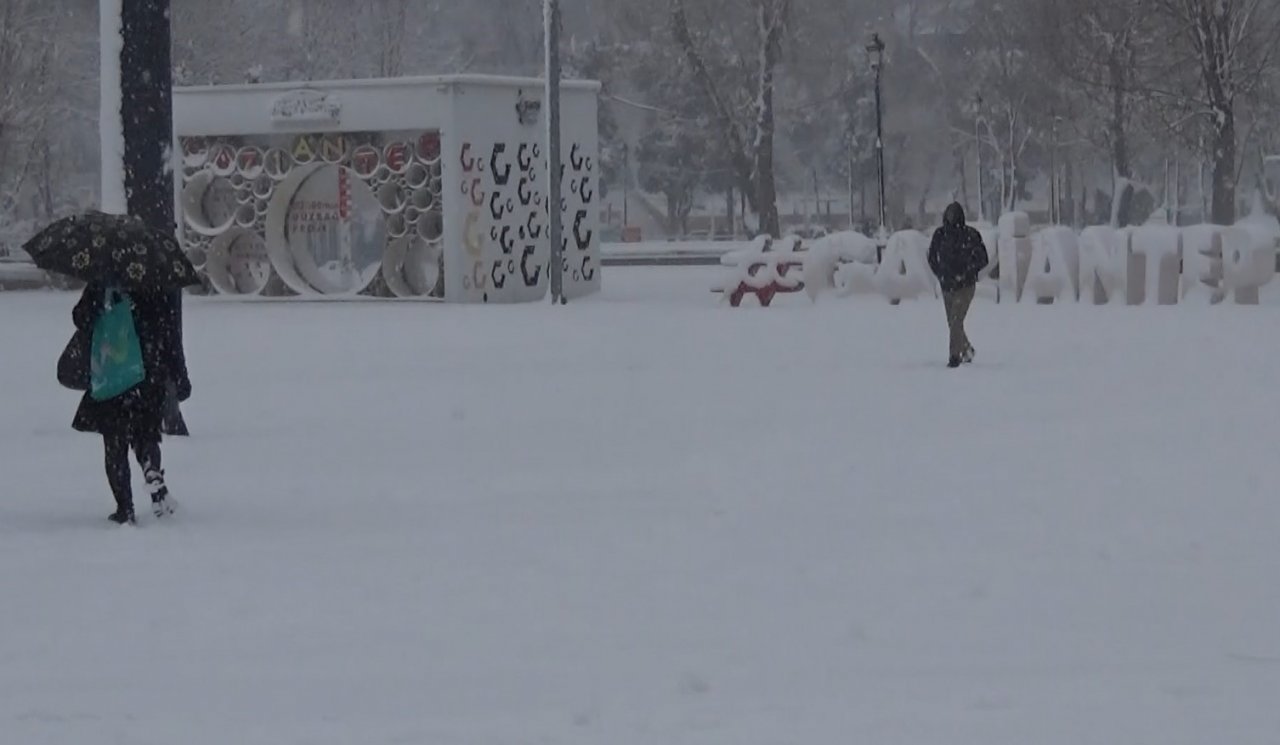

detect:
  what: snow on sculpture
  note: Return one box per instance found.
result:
[876,230,934,302]
[997,212,1031,301]
[1179,225,1225,303]
[972,223,1000,301]
[742,216,1275,308]
[713,235,806,307]
[1024,226,1079,303]
[802,231,878,301]
[1221,215,1278,305]
[1128,225,1182,305]
[1078,226,1127,304]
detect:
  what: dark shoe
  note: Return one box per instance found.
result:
[108,508,136,525]
[947,357,961,368]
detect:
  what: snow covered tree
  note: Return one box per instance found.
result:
[963,0,1052,214]
[668,0,793,237]
[0,1,96,227]
[1037,0,1157,183]
[1148,0,1280,223]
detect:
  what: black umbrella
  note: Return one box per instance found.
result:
[22,211,200,290]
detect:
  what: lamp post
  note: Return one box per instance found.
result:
[1050,114,1059,224]
[621,142,630,228]
[867,32,887,249]
[974,93,985,224]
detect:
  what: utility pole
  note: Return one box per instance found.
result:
[622,142,630,228]
[867,32,887,242]
[545,0,565,304]
[974,93,984,224]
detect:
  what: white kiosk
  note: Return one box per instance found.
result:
[172,75,602,303]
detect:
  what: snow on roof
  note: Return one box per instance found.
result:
[176,74,602,95]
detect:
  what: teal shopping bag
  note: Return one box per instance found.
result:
[90,288,146,401]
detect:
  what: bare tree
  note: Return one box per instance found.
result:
[669,0,792,237]
[1149,0,1280,223]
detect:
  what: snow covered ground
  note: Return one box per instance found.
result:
[2,267,1278,745]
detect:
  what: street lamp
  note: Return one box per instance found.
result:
[1050,113,1060,224]
[866,32,887,248]
[621,142,630,228]
[974,93,985,224]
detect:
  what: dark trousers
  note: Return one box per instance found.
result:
[942,285,976,360]
[103,433,162,511]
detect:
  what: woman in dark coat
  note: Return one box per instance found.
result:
[70,283,191,524]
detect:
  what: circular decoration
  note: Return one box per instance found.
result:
[377,182,407,214]
[384,142,411,175]
[416,132,441,163]
[185,243,209,271]
[181,171,239,236]
[235,204,257,228]
[386,213,409,239]
[416,211,443,242]
[206,228,271,295]
[382,236,441,298]
[406,163,430,190]
[320,136,349,164]
[236,146,265,179]
[209,143,237,177]
[182,138,209,169]
[252,175,274,200]
[264,148,293,181]
[270,163,387,295]
[411,188,435,211]
[351,145,381,179]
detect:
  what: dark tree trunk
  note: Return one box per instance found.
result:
[752,0,786,238]
[725,186,735,238]
[1210,109,1237,225]
[1107,52,1131,180]
[120,0,187,435]
[120,0,174,232]
[1189,2,1239,225]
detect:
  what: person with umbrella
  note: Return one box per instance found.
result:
[25,212,199,525]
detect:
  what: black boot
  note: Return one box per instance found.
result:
[948,356,961,368]
[108,506,136,525]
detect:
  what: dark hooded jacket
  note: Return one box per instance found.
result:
[928,203,989,292]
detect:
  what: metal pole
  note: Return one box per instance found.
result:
[1050,116,1058,224]
[874,57,886,235]
[848,146,856,230]
[622,143,630,227]
[545,0,565,304]
[974,95,984,223]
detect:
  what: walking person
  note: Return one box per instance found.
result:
[927,202,989,368]
[69,284,191,523]
[24,211,200,525]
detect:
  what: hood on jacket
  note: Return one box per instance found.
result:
[943,202,966,229]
